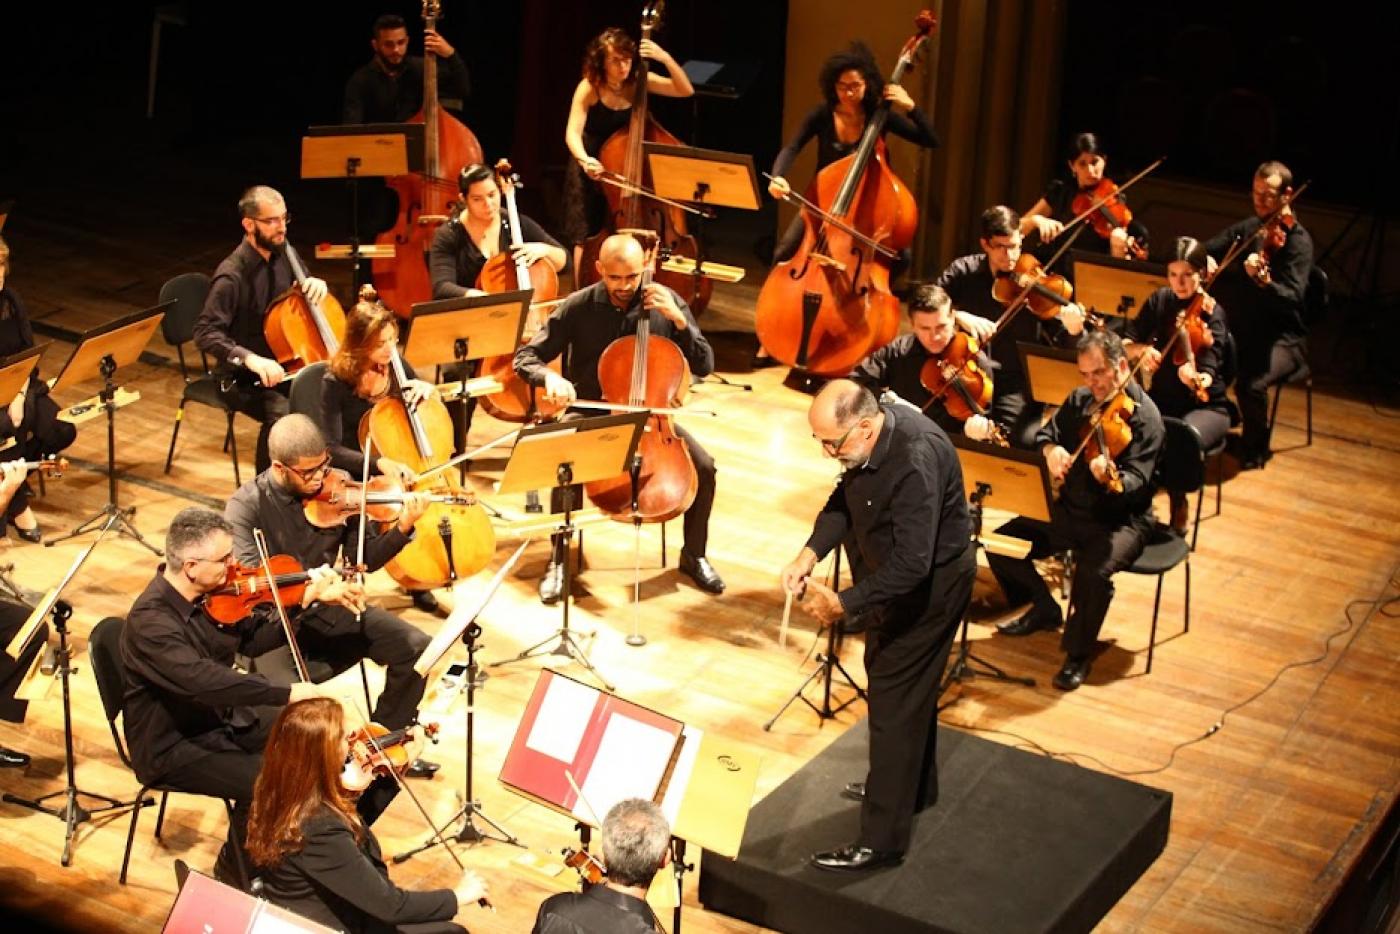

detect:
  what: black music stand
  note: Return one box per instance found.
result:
[45,303,168,552]
[939,438,1053,701]
[489,414,647,691]
[304,123,424,291]
[1068,249,1168,323]
[4,525,139,866]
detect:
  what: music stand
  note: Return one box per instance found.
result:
[489,414,647,691]
[1069,249,1168,321]
[939,437,1053,699]
[45,302,168,552]
[1019,342,1082,408]
[0,344,46,403]
[0,198,12,233]
[4,523,137,866]
[303,123,425,290]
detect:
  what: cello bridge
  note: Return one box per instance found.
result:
[810,252,848,273]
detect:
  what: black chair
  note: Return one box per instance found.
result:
[287,360,330,421]
[87,616,247,888]
[1267,357,1313,448]
[1267,266,1325,449]
[160,272,243,487]
[1124,417,1200,673]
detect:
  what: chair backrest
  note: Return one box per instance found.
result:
[288,360,331,418]
[159,272,212,348]
[1157,417,1205,495]
[1303,264,1329,326]
[88,616,129,726]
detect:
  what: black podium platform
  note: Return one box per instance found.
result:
[699,720,1170,934]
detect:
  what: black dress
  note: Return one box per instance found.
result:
[561,99,633,246]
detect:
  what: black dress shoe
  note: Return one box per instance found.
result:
[0,745,30,768]
[12,523,41,544]
[841,781,866,801]
[750,350,781,369]
[679,550,725,594]
[410,589,440,613]
[1052,655,1092,691]
[811,844,903,873]
[538,560,565,605]
[406,758,440,779]
[997,606,1063,636]
[1240,450,1273,471]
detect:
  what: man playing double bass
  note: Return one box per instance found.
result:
[513,233,724,602]
[343,12,471,124]
[194,186,330,473]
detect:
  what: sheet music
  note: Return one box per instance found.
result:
[524,673,594,762]
[579,713,679,822]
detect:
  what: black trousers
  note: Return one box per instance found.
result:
[252,605,429,731]
[221,379,290,474]
[0,391,77,522]
[859,543,976,853]
[1236,335,1306,459]
[0,601,46,723]
[988,507,1150,658]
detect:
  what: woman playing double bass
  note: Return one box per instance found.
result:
[562,26,693,276]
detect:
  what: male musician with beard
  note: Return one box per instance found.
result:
[987,330,1164,691]
[935,205,1087,449]
[513,233,724,603]
[194,186,330,473]
[343,13,471,124]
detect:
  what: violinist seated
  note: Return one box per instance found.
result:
[0,461,53,766]
[513,233,724,602]
[935,205,1088,449]
[1124,237,1232,533]
[0,236,77,543]
[986,330,1164,692]
[120,507,360,885]
[315,287,442,614]
[1203,160,1313,471]
[1021,132,1149,261]
[533,798,669,934]
[562,27,693,275]
[248,699,490,934]
[224,414,439,779]
[851,284,1006,444]
[194,185,330,474]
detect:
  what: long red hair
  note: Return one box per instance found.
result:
[329,284,399,388]
[245,698,363,868]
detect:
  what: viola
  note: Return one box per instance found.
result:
[754,11,935,377]
[303,468,477,528]
[1076,390,1136,494]
[918,334,1008,446]
[203,553,360,626]
[561,847,606,886]
[264,243,346,375]
[578,2,711,316]
[371,0,485,318]
[474,159,565,423]
[1071,178,1146,260]
[341,721,440,793]
[583,244,698,523]
[990,253,1075,322]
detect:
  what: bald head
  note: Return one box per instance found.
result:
[599,233,645,265]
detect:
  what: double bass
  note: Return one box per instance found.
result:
[371,0,485,318]
[578,2,711,316]
[474,159,565,423]
[754,11,936,377]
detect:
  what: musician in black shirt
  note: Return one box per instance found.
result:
[988,330,1164,691]
[194,186,329,473]
[342,13,470,124]
[1021,132,1149,260]
[783,381,975,872]
[1203,160,1313,470]
[515,234,724,601]
[0,461,50,765]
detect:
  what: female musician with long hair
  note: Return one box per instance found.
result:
[561,25,693,275]
[1021,131,1149,259]
[246,699,488,934]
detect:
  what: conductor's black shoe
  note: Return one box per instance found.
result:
[841,781,866,802]
[811,844,903,873]
[997,606,1063,636]
[406,758,440,779]
[0,745,30,768]
[679,550,725,594]
[410,589,440,613]
[538,560,565,605]
[1052,655,1092,691]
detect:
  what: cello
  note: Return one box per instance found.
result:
[264,243,346,375]
[578,2,711,316]
[371,0,485,319]
[583,240,698,523]
[474,159,565,423]
[754,11,936,377]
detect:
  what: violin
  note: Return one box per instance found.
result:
[990,253,1076,321]
[203,553,360,625]
[9,457,68,477]
[1071,178,1146,260]
[754,11,936,376]
[264,243,346,376]
[561,847,607,886]
[303,468,476,528]
[341,720,440,793]
[918,334,1008,446]
[1169,294,1215,403]
[1249,210,1296,287]
[1070,390,1136,494]
[583,241,698,523]
[475,159,565,423]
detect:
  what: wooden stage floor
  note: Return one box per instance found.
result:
[0,189,1397,934]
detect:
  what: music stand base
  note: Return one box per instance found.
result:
[44,504,162,554]
[3,788,148,867]
[764,651,867,731]
[491,626,613,692]
[393,800,524,863]
[937,615,1036,708]
[625,633,647,647]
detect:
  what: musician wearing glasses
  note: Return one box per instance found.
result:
[194,186,330,473]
